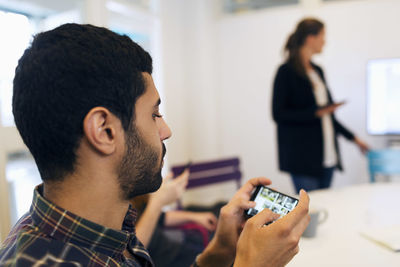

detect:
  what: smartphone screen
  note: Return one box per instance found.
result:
[246,186,298,219]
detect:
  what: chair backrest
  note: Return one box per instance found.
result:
[171,157,242,190]
[367,149,400,182]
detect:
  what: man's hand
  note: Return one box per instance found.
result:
[214,177,272,253]
[195,177,272,267]
[234,190,310,267]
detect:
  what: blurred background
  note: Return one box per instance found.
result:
[1,0,399,242]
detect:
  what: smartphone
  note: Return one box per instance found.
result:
[334,100,346,106]
[245,186,299,220]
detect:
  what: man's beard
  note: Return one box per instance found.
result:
[117,124,166,200]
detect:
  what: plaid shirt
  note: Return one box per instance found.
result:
[0,185,154,267]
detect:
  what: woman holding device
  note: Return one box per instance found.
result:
[272,18,369,192]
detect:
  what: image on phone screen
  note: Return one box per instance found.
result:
[246,186,298,219]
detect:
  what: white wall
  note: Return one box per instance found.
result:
[160,0,221,165]
[158,0,190,165]
[217,6,302,194]
[159,0,237,205]
[161,0,400,197]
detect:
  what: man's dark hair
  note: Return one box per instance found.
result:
[12,23,153,182]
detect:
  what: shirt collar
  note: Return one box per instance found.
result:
[30,184,136,258]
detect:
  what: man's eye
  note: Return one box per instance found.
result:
[152,113,163,119]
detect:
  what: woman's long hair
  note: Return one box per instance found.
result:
[285,18,324,77]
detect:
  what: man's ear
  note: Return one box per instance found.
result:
[83,107,122,155]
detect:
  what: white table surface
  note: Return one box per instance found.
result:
[287,182,400,267]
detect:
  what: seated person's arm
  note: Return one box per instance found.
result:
[193,177,310,267]
[135,170,189,247]
[135,194,164,247]
[165,210,217,231]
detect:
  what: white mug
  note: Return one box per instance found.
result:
[302,209,328,238]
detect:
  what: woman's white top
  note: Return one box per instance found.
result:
[308,69,337,167]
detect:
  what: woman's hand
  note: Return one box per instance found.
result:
[315,102,345,117]
[354,136,370,154]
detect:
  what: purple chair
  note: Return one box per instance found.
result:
[171,157,242,191]
[169,157,242,247]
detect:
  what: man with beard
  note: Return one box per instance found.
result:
[0,24,310,267]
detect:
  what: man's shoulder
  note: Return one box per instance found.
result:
[0,221,49,266]
[0,212,36,251]
[1,213,51,265]
[0,215,104,266]
[0,230,109,266]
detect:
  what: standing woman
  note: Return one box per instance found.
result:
[272,18,369,192]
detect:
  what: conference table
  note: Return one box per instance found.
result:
[288,182,400,267]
